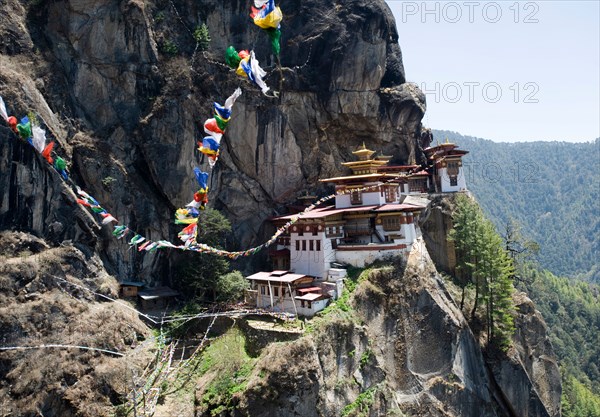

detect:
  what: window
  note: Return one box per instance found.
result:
[302,240,306,251]
[282,288,286,297]
[316,240,321,251]
[274,287,279,297]
[295,240,300,251]
[447,161,459,176]
[350,190,362,205]
[309,240,314,251]
[260,285,266,295]
[409,178,427,192]
[326,226,341,238]
[450,176,458,186]
[382,216,401,231]
[277,236,290,246]
[384,186,397,203]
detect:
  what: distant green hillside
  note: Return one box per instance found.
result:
[432,130,600,282]
[520,267,600,392]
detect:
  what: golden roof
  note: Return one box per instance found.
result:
[352,143,376,161]
[319,173,401,183]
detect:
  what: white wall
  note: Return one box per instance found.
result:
[374,224,393,242]
[335,188,385,208]
[254,286,329,317]
[362,191,386,206]
[439,167,467,192]
[335,194,351,208]
[296,298,329,317]
[256,288,298,312]
[400,222,417,243]
[374,220,418,245]
[290,232,335,278]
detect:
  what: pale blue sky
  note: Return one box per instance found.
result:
[386,1,600,142]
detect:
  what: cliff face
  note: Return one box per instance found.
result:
[419,194,563,417]
[0,231,152,417]
[490,292,562,417]
[0,1,563,416]
[221,241,561,417]
[0,0,426,281]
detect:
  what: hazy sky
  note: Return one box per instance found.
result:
[386,1,600,142]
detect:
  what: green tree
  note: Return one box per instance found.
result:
[449,194,481,311]
[562,373,600,417]
[177,253,230,300]
[450,194,516,349]
[174,208,232,300]
[484,223,515,348]
[193,23,211,51]
[518,265,600,395]
[502,219,539,282]
[196,208,231,247]
[160,39,179,55]
[216,271,249,302]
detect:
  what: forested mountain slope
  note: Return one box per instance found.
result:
[433,130,600,282]
[517,266,600,417]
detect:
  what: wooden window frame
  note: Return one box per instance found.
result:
[384,185,397,203]
[382,216,401,231]
[350,190,362,205]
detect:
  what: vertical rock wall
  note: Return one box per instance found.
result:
[0,0,427,280]
[230,242,562,417]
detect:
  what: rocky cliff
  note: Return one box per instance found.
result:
[195,240,561,417]
[0,0,563,416]
[0,231,152,417]
[1,0,427,281]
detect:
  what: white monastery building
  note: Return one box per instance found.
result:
[246,142,469,316]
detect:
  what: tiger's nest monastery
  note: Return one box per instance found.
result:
[246,142,469,316]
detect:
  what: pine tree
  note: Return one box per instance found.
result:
[502,218,539,283]
[485,222,515,348]
[450,194,516,350]
[449,195,481,311]
[194,23,211,51]
[174,208,232,300]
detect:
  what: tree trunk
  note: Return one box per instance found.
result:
[470,276,479,323]
[488,281,493,344]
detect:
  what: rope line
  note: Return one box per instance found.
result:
[0,344,124,356]
[52,274,295,323]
